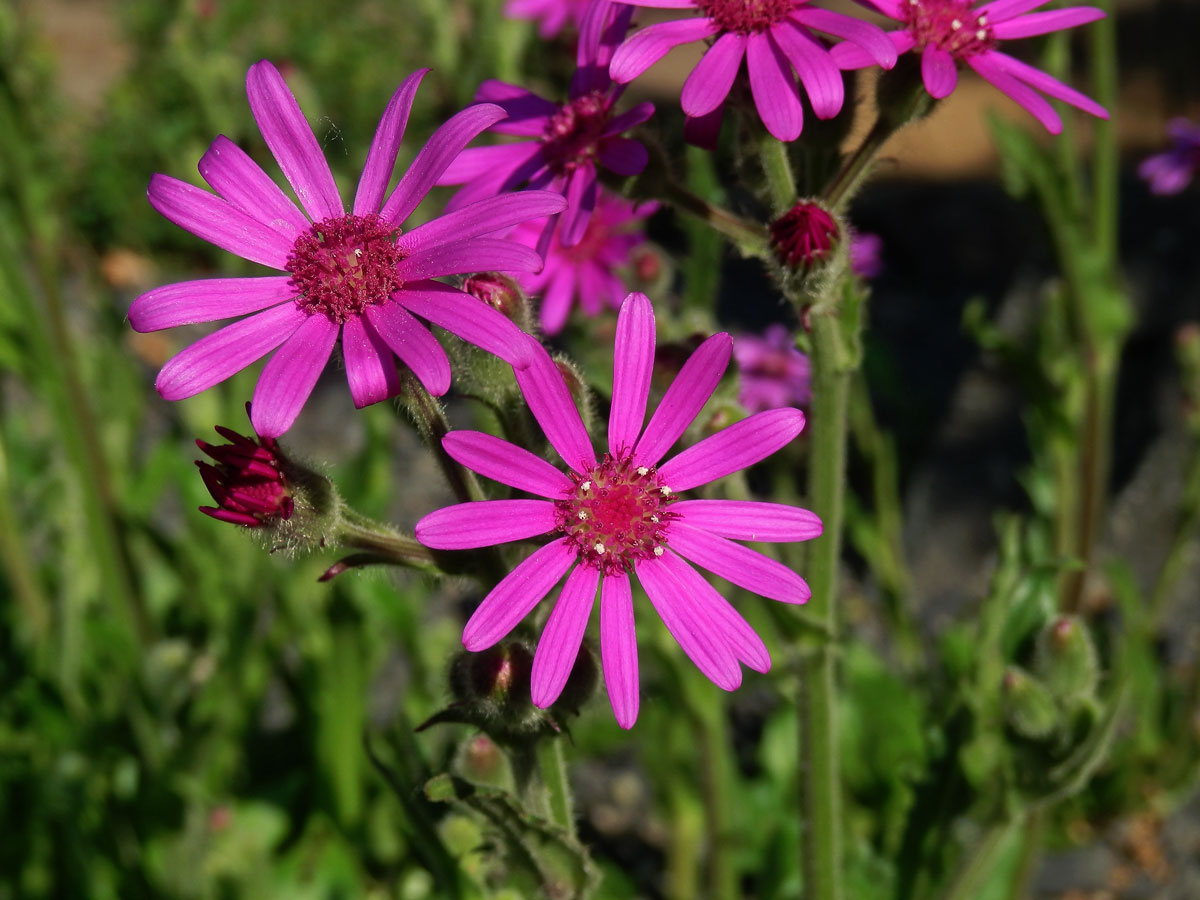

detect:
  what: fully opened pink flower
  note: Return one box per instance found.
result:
[511,191,658,335]
[609,0,897,143]
[129,61,567,437]
[416,292,821,728]
[831,0,1107,134]
[439,2,653,249]
[734,324,811,412]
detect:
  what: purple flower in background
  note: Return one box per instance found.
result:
[734,324,811,412]
[832,0,1107,134]
[129,61,566,436]
[512,191,658,335]
[504,0,593,37]
[416,292,820,728]
[850,231,884,278]
[609,0,896,144]
[1139,118,1200,195]
[439,2,654,249]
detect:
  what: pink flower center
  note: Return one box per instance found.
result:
[696,0,796,33]
[903,0,995,59]
[286,213,404,324]
[769,201,838,268]
[555,454,678,575]
[543,91,612,174]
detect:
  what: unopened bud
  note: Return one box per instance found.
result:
[1033,617,1100,703]
[463,273,531,328]
[1003,666,1060,740]
[769,201,839,270]
[451,642,534,707]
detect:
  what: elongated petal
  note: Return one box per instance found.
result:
[380,103,509,224]
[396,239,545,281]
[598,137,646,175]
[747,31,804,142]
[147,175,293,269]
[673,499,823,542]
[992,6,1104,39]
[609,18,718,83]
[342,314,401,408]
[600,572,639,729]
[514,339,597,472]
[977,0,1054,22]
[967,53,1061,133]
[667,521,811,603]
[791,8,897,68]
[156,303,307,401]
[681,32,746,117]
[635,332,732,466]
[250,313,339,436]
[475,80,559,133]
[775,20,844,119]
[988,51,1108,119]
[659,551,770,672]
[921,44,958,98]
[559,167,598,248]
[364,300,452,395]
[354,68,428,215]
[539,262,577,336]
[245,60,343,221]
[462,540,577,650]
[831,30,913,70]
[609,292,656,456]
[436,142,542,185]
[532,564,600,708]
[858,0,905,17]
[443,431,574,497]
[129,276,293,332]
[399,280,533,367]
[399,191,568,253]
[415,500,558,549]
[636,556,742,690]
[603,102,656,138]
[198,135,309,235]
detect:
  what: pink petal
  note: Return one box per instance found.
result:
[634,332,732,466]
[775,20,844,119]
[598,137,649,176]
[147,175,293,269]
[414,500,558,549]
[436,142,542,185]
[250,313,340,436]
[921,44,958,99]
[156,303,307,401]
[658,408,805,490]
[129,276,293,332]
[609,18,719,84]
[858,0,905,17]
[616,0,698,6]
[791,8,897,68]
[380,103,509,224]
[342,314,401,408]
[681,32,746,117]
[747,31,804,142]
[398,280,534,368]
[559,168,598,248]
[198,135,309,236]
[396,239,545,281]
[245,60,343,222]
[539,263,577,336]
[399,191,568,253]
[602,102,657,137]
[977,0,1054,22]
[667,521,811,604]
[609,291,656,456]
[474,80,558,135]
[462,540,577,650]
[531,564,600,708]
[991,6,1104,39]
[364,300,452,396]
[353,68,429,216]
[442,431,574,497]
[673,499,823,542]
[831,30,913,71]
[988,51,1108,119]
[967,53,1061,134]
[635,556,742,690]
[514,339,597,472]
[600,572,640,729]
[659,551,770,672]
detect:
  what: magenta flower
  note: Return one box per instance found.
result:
[831,0,1107,134]
[511,190,658,335]
[608,0,896,143]
[129,61,566,437]
[196,416,292,527]
[849,230,884,278]
[416,292,821,728]
[733,324,811,412]
[1139,118,1200,196]
[439,2,653,249]
[504,0,592,37]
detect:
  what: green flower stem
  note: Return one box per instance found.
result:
[336,509,441,573]
[399,372,486,505]
[659,177,770,256]
[759,133,797,213]
[536,738,575,839]
[1089,0,1118,262]
[937,819,1017,900]
[0,436,51,641]
[821,116,893,210]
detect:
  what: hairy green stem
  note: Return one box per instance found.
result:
[536,738,575,839]
[336,509,440,572]
[759,133,797,213]
[659,177,769,255]
[938,819,1016,900]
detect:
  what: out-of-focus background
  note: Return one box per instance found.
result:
[2,1,1198,898]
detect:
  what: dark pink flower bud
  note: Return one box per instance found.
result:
[769,201,838,269]
[196,420,293,527]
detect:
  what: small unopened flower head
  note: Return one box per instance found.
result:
[1033,616,1099,703]
[770,201,839,269]
[196,421,293,527]
[1002,666,1060,740]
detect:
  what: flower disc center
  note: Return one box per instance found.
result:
[904,0,995,58]
[556,454,677,574]
[696,0,796,33]
[543,92,612,174]
[286,213,404,324]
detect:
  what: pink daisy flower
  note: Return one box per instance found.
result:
[439,2,654,249]
[608,0,897,143]
[831,0,1108,134]
[512,191,658,335]
[1138,118,1200,196]
[416,292,821,728]
[129,61,567,437]
[733,324,811,412]
[504,0,593,38]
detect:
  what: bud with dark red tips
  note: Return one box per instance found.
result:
[196,424,292,527]
[769,201,839,270]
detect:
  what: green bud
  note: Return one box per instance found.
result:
[1033,616,1100,703]
[1002,666,1060,740]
